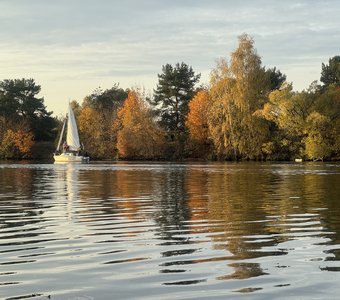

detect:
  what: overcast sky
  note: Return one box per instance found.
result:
[1,0,339,116]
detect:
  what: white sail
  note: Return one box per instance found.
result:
[66,104,81,151]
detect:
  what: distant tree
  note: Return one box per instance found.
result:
[257,79,340,160]
[116,90,164,159]
[151,62,200,156]
[0,129,18,159]
[0,79,47,118]
[0,128,34,159]
[320,56,340,87]
[77,84,128,159]
[258,83,308,159]
[312,84,340,158]
[185,90,212,157]
[208,34,271,160]
[83,84,127,113]
[77,106,104,157]
[304,112,333,161]
[70,100,81,117]
[266,67,286,90]
[0,78,56,141]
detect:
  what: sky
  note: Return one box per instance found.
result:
[1,0,340,116]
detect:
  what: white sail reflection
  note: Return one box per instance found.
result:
[53,162,80,221]
[65,163,79,221]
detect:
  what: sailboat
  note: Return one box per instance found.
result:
[53,104,90,163]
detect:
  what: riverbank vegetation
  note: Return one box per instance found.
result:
[0,79,57,159]
[0,34,339,161]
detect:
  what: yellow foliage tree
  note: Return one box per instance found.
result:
[208,34,271,160]
[230,34,269,112]
[257,82,332,160]
[260,83,309,136]
[0,129,34,158]
[116,90,164,159]
[78,104,120,159]
[256,83,304,159]
[76,86,128,159]
[15,129,34,156]
[78,106,104,157]
[304,112,333,161]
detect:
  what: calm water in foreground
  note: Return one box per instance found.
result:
[0,161,340,300]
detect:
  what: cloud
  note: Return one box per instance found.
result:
[0,0,339,114]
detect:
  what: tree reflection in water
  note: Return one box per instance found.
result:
[1,162,340,298]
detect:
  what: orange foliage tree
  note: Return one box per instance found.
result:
[116,90,164,159]
[185,90,212,157]
[0,129,34,158]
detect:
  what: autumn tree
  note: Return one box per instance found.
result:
[77,106,103,157]
[304,112,333,160]
[0,78,56,141]
[258,83,308,159]
[151,62,200,157]
[0,78,58,159]
[0,129,34,159]
[77,84,128,159]
[258,78,340,160]
[307,84,340,159]
[116,90,164,159]
[208,34,271,160]
[185,90,212,158]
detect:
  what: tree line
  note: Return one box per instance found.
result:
[1,34,339,161]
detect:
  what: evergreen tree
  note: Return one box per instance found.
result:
[0,78,56,141]
[320,56,340,87]
[266,67,287,91]
[151,62,200,154]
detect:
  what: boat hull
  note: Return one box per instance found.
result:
[53,153,89,163]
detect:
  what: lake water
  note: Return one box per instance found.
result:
[1,161,340,300]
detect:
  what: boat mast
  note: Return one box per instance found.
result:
[56,118,67,152]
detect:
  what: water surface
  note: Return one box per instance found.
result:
[1,162,340,299]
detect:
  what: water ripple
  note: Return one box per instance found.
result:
[1,162,340,299]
